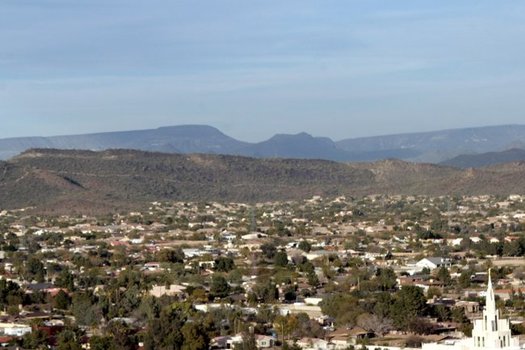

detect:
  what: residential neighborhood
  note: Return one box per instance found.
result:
[0,194,525,349]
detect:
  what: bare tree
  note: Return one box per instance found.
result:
[356,313,393,337]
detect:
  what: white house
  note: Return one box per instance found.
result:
[0,323,32,337]
[149,284,186,298]
[416,257,452,270]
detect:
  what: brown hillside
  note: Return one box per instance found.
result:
[1,149,524,213]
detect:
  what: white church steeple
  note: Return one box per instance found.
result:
[422,270,521,350]
[485,269,497,316]
[470,269,517,349]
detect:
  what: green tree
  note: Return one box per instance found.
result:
[71,293,101,327]
[0,279,23,310]
[89,336,114,350]
[210,276,230,299]
[144,305,185,349]
[157,248,185,263]
[181,322,210,350]
[107,321,136,350]
[56,330,83,350]
[298,241,312,253]
[215,257,235,272]
[436,267,452,286]
[458,270,471,288]
[55,270,75,291]
[391,286,427,330]
[53,290,72,310]
[260,243,277,259]
[274,251,289,267]
[249,280,278,303]
[22,328,49,349]
[24,256,46,282]
[376,268,397,291]
[320,293,362,326]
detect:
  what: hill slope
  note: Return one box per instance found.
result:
[2,149,525,213]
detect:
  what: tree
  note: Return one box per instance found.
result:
[408,317,433,335]
[71,293,101,327]
[320,293,362,326]
[298,241,312,253]
[210,276,230,299]
[283,286,297,302]
[274,251,289,267]
[23,256,46,282]
[53,290,72,310]
[215,257,235,272]
[56,330,83,350]
[376,268,397,291]
[391,286,427,330]
[181,322,210,350]
[157,248,185,263]
[372,292,393,319]
[274,315,300,341]
[106,321,136,350]
[451,307,469,324]
[436,267,452,286]
[0,279,23,310]
[432,304,451,322]
[260,243,277,259]
[144,306,185,349]
[251,280,278,303]
[356,313,393,337]
[89,336,114,350]
[458,270,472,288]
[503,241,523,257]
[289,313,325,339]
[55,270,75,291]
[234,332,257,350]
[307,272,319,287]
[22,328,49,349]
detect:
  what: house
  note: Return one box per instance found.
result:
[255,335,275,348]
[0,336,13,346]
[142,262,161,271]
[296,337,329,350]
[455,301,480,314]
[149,284,186,298]
[416,257,452,270]
[327,327,373,348]
[348,327,374,344]
[0,323,32,337]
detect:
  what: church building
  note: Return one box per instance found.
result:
[422,270,521,350]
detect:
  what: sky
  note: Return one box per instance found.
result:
[1,1,525,142]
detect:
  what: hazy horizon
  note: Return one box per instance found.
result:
[2,1,525,141]
[1,122,525,144]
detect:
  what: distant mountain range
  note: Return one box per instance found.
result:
[440,148,525,168]
[0,125,249,160]
[2,148,525,213]
[337,125,525,163]
[2,124,525,166]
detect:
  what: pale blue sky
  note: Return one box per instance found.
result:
[1,1,525,141]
